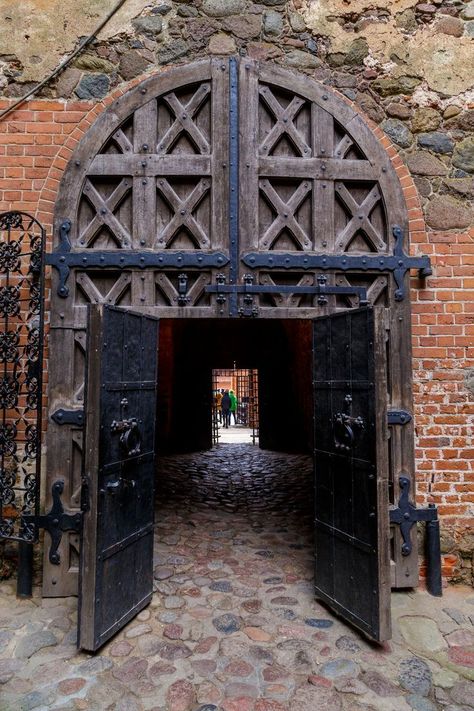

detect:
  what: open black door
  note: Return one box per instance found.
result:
[78,305,159,651]
[313,307,391,642]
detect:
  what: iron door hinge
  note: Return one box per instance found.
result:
[51,408,85,426]
[22,480,82,565]
[390,475,442,596]
[387,410,412,425]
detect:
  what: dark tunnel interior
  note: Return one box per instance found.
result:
[156,319,314,454]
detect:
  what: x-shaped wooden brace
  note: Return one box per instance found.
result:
[334,133,355,159]
[335,182,386,252]
[76,272,131,306]
[158,84,211,155]
[74,332,86,404]
[157,178,211,249]
[80,179,132,248]
[259,179,312,251]
[155,272,210,307]
[334,275,388,308]
[111,128,133,154]
[259,273,314,307]
[259,86,311,157]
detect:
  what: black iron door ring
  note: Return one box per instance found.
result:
[333,414,354,452]
[120,419,142,457]
[333,413,364,452]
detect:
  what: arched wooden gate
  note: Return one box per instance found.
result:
[44,58,431,647]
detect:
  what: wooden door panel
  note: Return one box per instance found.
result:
[78,305,159,651]
[313,307,391,642]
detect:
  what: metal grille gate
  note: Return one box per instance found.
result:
[212,368,259,445]
[0,211,45,546]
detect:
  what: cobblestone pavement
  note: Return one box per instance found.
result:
[0,445,473,711]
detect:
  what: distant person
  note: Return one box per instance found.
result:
[221,390,231,428]
[229,389,238,425]
[214,389,223,423]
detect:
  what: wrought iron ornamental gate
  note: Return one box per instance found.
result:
[0,212,45,544]
[45,58,431,613]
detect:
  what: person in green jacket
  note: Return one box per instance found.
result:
[229,389,238,425]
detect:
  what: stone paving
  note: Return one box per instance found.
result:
[0,444,473,711]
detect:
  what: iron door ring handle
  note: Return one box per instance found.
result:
[334,417,354,452]
[333,412,364,451]
[120,419,142,457]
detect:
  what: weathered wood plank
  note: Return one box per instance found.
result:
[258,157,377,180]
[133,101,158,249]
[88,154,212,176]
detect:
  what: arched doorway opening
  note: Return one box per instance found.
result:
[43,57,429,648]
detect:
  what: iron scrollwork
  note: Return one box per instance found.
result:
[0,211,45,543]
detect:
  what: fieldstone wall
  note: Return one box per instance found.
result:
[1,0,474,231]
[0,0,473,584]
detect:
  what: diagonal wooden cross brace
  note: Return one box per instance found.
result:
[81,179,132,248]
[259,179,312,250]
[335,182,386,252]
[259,86,311,158]
[157,178,211,248]
[76,272,131,305]
[159,84,211,155]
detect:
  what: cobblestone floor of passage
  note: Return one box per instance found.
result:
[0,445,473,711]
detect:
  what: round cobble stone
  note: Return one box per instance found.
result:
[399,657,433,696]
[335,635,360,652]
[320,658,360,679]
[406,696,438,711]
[304,618,333,629]
[212,614,242,634]
[209,581,233,592]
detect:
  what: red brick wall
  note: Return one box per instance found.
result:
[0,93,473,583]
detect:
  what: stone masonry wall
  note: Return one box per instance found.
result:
[0,0,473,584]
